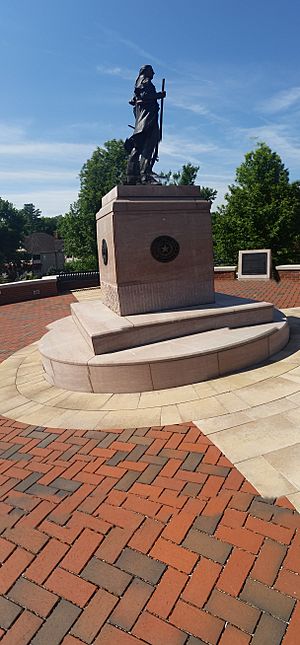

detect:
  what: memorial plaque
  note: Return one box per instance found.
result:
[238,249,271,279]
[242,252,267,275]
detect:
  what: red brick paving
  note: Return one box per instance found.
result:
[0,293,76,362]
[0,417,299,644]
[214,277,300,309]
[0,288,299,643]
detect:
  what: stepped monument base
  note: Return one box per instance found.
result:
[39,186,289,393]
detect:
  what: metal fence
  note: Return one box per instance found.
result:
[57,271,100,291]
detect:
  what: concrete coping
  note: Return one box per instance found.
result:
[101,184,204,206]
[0,276,57,289]
[276,265,300,270]
[214,266,237,272]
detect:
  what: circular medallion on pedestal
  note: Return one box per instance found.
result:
[150,235,180,263]
[101,239,108,266]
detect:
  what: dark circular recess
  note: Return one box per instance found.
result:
[150,235,180,263]
[101,239,108,266]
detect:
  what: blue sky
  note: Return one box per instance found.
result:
[1,0,300,215]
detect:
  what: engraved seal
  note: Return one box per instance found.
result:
[150,235,180,263]
[101,239,108,266]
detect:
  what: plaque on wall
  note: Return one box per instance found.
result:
[238,249,271,279]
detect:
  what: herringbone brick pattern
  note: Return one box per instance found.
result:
[1,289,300,642]
[0,416,299,644]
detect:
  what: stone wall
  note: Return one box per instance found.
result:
[0,277,58,305]
[214,266,237,280]
[276,265,300,281]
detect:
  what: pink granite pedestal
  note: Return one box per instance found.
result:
[96,185,214,316]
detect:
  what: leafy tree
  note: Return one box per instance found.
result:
[161,163,199,185]
[160,163,217,201]
[38,215,63,237]
[79,139,127,215]
[58,202,98,269]
[0,198,24,268]
[59,139,127,263]
[212,142,300,265]
[198,186,218,201]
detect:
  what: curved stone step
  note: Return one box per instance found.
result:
[70,295,274,354]
[39,311,289,393]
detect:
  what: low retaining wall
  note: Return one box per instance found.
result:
[0,277,58,305]
[2,266,297,306]
[214,266,237,280]
[276,265,300,281]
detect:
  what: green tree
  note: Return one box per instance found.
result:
[0,198,24,268]
[59,139,127,265]
[21,203,62,238]
[160,163,217,200]
[212,142,300,265]
[38,215,63,237]
[21,203,42,236]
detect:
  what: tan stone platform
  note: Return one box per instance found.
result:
[70,294,274,354]
[1,307,300,507]
[39,293,288,393]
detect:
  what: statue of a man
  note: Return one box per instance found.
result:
[125,65,166,185]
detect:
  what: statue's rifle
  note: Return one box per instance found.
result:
[159,78,165,142]
[151,78,165,170]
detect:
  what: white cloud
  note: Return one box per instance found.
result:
[99,28,164,68]
[0,141,96,160]
[160,135,219,165]
[259,86,300,113]
[0,122,28,143]
[3,189,77,217]
[236,124,300,162]
[0,169,77,183]
[168,98,210,117]
[96,65,134,81]
[0,121,96,216]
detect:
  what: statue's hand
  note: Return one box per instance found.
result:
[157,91,166,99]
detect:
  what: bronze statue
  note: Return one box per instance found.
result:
[124,65,166,184]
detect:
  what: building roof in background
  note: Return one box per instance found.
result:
[23,232,64,254]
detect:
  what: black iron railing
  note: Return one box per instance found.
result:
[57,271,100,291]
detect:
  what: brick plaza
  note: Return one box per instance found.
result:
[0,278,300,643]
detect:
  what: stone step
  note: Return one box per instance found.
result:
[70,295,274,354]
[39,311,289,393]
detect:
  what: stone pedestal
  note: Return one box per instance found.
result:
[96,185,214,316]
[38,184,289,394]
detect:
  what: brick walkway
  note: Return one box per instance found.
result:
[0,288,299,643]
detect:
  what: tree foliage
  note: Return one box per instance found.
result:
[160,163,217,201]
[212,143,300,265]
[0,199,24,266]
[21,203,62,237]
[58,139,127,265]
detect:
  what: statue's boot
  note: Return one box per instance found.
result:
[126,151,141,185]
